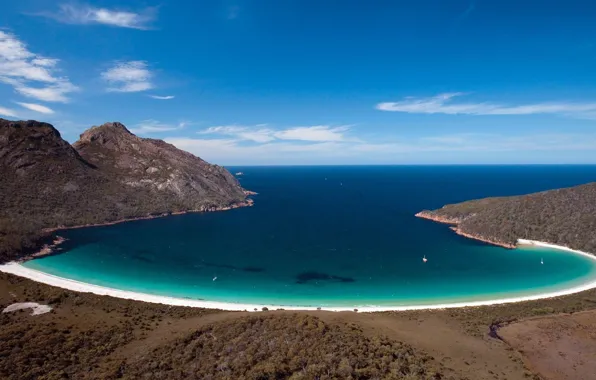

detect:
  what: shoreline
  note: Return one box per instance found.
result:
[20,198,255,264]
[415,211,516,249]
[2,239,596,312]
[42,198,255,234]
[449,227,516,249]
[20,236,68,262]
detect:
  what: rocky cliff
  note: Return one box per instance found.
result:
[0,119,250,262]
[416,183,596,253]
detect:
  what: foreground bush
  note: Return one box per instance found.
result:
[121,314,442,379]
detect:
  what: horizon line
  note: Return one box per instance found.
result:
[222,163,596,167]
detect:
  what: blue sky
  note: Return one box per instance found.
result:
[1,0,596,165]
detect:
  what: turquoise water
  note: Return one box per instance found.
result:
[24,166,596,307]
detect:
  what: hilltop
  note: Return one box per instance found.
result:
[0,119,251,262]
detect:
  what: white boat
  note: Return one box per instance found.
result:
[541,258,544,265]
[235,172,244,176]
[423,255,428,263]
[212,276,218,281]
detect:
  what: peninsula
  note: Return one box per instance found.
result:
[0,119,253,263]
[416,182,596,253]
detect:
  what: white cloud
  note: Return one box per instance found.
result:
[0,31,77,102]
[200,125,276,143]
[31,58,58,67]
[199,124,356,143]
[130,119,186,134]
[149,95,174,100]
[34,4,157,30]
[275,125,352,142]
[165,132,596,165]
[16,102,54,114]
[181,124,360,164]
[101,61,153,92]
[376,93,596,119]
[370,133,596,153]
[166,137,347,164]
[0,106,18,117]
[13,82,77,102]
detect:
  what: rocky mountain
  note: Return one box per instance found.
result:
[0,119,250,261]
[416,182,596,253]
[73,122,247,210]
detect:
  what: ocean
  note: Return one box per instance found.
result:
[23,165,596,308]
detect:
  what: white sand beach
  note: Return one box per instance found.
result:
[2,239,596,312]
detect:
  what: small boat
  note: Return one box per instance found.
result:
[423,255,428,263]
[235,172,244,176]
[541,258,544,265]
[212,276,218,281]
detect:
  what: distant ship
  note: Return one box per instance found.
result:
[423,255,428,263]
[235,172,244,176]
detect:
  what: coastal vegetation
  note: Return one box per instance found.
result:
[121,314,441,379]
[417,182,596,253]
[0,219,49,262]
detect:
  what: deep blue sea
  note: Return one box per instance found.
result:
[24,166,596,307]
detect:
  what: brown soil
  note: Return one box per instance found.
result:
[499,310,596,380]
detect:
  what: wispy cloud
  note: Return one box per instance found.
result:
[166,137,347,164]
[15,102,54,114]
[148,95,174,100]
[199,124,357,143]
[33,3,157,30]
[417,132,596,152]
[376,92,596,119]
[101,61,153,92]
[0,106,18,117]
[276,126,353,142]
[166,132,596,165]
[201,125,276,143]
[130,119,186,134]
[0,30,77,102]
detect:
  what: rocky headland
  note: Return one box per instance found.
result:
[0,119,254,263]
[415,211,517,249]
[416,182,596,253]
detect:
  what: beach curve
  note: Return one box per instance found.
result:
[2,239,596,312]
